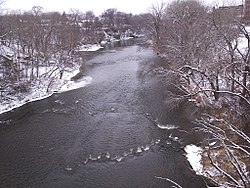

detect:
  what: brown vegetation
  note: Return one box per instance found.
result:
[147,0,250,187]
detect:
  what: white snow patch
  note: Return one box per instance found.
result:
[157,123,179,130]
[59,76,92,92]
[237,26,250,53]
[75,44,103,52]
[209,141,217,146]
[0,45,15,56]
[0,66,92,114]
[120,36,134,40]
[237,36,249,52]
[184,144,203,175]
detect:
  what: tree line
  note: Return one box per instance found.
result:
[147,0,249,187]
[0,0,249,186]
[0,6,146,95]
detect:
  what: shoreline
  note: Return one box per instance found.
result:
[0,74,93,115]
[0,39,137,115]
[0,62,94,115]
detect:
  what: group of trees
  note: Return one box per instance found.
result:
[147,0,249,187]
[148,0,249,102]
[0,6,145,96]
[0,0,249,185]
[0,7,84,96]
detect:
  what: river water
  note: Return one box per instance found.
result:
[0,40,206,188]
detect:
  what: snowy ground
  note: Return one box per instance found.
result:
[0,34,141,115]
[75,44,104,52]
[237,26,250,53]
[0,44,103,115]
[0,65,92,114]
[100,35,138,45]
[74,36,138,51]
[184,145,203,175]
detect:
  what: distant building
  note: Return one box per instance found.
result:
[243,0,250,21]
[213,1,250,24]
[217,5,243,20]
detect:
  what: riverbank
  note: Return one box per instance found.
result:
[0,43,208,188]
[0,36,145,115]
[0,65,93,115]
[0,43,105,115]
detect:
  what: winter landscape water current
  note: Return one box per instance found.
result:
[0,40,207,188]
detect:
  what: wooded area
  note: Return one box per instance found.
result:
[147,1,250,187]
[0,5,145,98]
[0,0,249,187]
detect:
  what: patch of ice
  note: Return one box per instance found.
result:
[184,144,203,175]
[59,76,92,92]
[75,44,103,52]
[157,123,179,130]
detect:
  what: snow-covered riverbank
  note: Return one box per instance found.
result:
[0,43,106,115]
[0,65,93,114]
[0,37,140,115]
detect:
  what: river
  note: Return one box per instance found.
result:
[0,40,207,188]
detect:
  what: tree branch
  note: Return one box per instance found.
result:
[155,176,183,188]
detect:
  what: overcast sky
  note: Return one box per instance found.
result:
[2,0,242,15]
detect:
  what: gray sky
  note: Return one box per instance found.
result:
[2,0,242,15]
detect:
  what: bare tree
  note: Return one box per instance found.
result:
[147,2,166,46]
[148,0,250,187]
[101,8,117,29]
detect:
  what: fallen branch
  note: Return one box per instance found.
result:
[155,176,183,188]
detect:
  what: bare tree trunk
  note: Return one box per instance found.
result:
[30,61,34,81]
[36,56,39,78]
[215,70,220,100]
[210,81,219,100]
[231,64,235,92]
[242,65,249,98]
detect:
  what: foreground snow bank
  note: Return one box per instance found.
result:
[0,67,92,114]
[184,144,203,175]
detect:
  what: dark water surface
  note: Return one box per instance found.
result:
[0,41,206,188]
